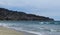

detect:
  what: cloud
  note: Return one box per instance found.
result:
[0,1,6,5]
[0,0,60,8]
[0,0,27,7]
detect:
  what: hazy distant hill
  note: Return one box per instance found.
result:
[0,8,54,21]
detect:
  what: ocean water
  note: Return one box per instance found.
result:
[0,21,60,35]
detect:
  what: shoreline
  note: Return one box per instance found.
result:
[0,26,37,35]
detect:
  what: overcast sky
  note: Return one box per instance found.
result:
[0,0,60,20]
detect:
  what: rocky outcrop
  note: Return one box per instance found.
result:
[0,8,54,21]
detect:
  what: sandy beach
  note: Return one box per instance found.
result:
[0,26,24,35]
[0,26,36,35]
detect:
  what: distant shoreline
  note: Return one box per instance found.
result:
[0,20,54,22]
[0,8,54,21]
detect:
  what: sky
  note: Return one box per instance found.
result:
[0,0,60,20]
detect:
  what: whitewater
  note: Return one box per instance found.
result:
[0,21,60,35]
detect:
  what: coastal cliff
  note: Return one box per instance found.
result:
[0,8,54,21]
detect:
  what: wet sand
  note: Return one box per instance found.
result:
[0,26,37,35]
